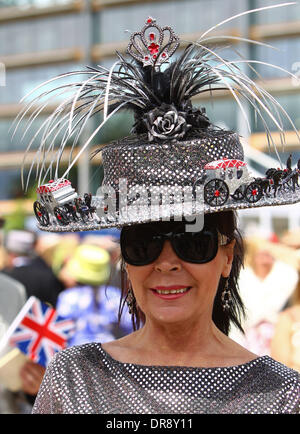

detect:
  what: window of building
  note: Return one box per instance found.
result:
[0,168,23,199]
[0,14,85,56]
[251,93,300,133]
[90,163,103,196]
[96,0,244,44]
[0,112,76,152]
[252,0,300,24]
[95,111,134,145]
[0,62,82,104]
[250,37,300,80]
[196,98,238,132]
[0,0,72,8]
[238,215,260,235]
[272,216,289,236]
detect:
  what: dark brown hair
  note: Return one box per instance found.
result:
[118,211,245,336]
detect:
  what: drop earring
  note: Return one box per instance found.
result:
[221,278,232,311]
[126,285,136,315]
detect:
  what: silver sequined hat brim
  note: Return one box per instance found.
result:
[37,193,300,233]
[36,130,300,232]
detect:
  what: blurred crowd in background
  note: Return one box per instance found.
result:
[0,214,300,413]
[0,216,133,413]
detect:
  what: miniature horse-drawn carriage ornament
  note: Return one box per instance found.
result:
[196,155,300,208]
[199,159,262,207]
[33,179,99,227]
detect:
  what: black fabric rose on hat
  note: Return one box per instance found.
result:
[144,103,191,142]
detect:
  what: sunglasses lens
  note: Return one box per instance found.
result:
[121,229,162,265]
[172,228,218,263]
[121,225,219,265]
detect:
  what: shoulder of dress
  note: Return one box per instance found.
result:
[261,356,300,383]
[49,343,103,370]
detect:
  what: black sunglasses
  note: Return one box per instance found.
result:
[120,224,230,266]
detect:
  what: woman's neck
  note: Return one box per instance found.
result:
[127,318,228,365]
[103,317,257,368]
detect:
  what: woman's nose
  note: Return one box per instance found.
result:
[154,241,182,272]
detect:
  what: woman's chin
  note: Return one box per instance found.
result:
[148,306,196,325]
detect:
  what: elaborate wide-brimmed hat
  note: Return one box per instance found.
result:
[14,5,300,233]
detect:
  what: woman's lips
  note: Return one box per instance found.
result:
[150,285,192,300]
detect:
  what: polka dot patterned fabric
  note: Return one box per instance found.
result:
[32,343,299,414]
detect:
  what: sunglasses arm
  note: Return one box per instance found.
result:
[218,233,231,246]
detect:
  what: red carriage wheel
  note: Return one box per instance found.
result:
[33,201,49,227]
[204,179,229,207]
[245,182,263,203]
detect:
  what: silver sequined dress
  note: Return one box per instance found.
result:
[32,343,299,414]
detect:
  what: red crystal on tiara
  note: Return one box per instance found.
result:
[127,17,180,68]
[148,42,160,55]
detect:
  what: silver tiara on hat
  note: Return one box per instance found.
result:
[13,4,300,232]
[127,16,180,68]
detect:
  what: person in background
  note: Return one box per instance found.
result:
[0,220,45,413]
[81,232,121,288]
[56,244,133,347]
[271,283,300,373]
[51,234,80,289]
[0,272,28,414]
[2,229,37,268]
[229,237,299,356]
[2,229,65,308]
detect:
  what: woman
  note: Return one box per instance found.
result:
[31,212,299,414]
[16,9,300,414]
[271,301,300,373]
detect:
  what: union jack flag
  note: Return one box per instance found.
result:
[7,296,75,367]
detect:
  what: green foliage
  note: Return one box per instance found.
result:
[3,199,27,231]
